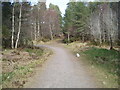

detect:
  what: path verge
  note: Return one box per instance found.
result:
[1,47,52,88]
[62,42,119,88]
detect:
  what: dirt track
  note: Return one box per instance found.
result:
[24,44,100,88]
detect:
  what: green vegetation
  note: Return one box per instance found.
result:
[64,42,119,88]
[2,2,62,49]
[1,1,120,88]
[62,37,77,43]
[1,47,52,88]
[81,47,120,74]
[63,2,120,49]
[2,58,42,88]
[80,47,120,87]
[24,48,44,56]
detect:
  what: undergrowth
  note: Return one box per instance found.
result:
[1,47,52,88]
[24,48,44,56]
[80,47,120,88]
[64,41,120,88]
[81,47,120,74]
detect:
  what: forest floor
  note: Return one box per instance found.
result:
[1,47,52,88]
[1,40,119,88]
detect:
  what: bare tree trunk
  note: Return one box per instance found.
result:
[30,23,33,41]
[67,32,70,43]
[34,21,37,41]
[37,21,40,38]
[82,32,85,42]
[99,32,102,45]
[37,6,40,39]
[99,11,102,46]
[49,24,53,40]
[109,8,113,50]
[40,25,43,38]
[15,4,22,49]
[109,34,113,50]
[31,29,33,41]
[11,3,15,49]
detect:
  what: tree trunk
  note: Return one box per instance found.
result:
[34,22,37,41]
[37,6,40,39]
[99,11,102,46]
[40,25,43,38]
[37,21,40,39]
[67,32,70,43]
[49,24,53,40]
[109,7,113,50]
[15,4,22,49]
[99,32,102,46]
[11,3,15,49]
[82,33,85,42]
[110,34,113,50]
[31,29,33,41]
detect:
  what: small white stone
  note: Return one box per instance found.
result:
[7,76,10,79]
[76,53,80,57]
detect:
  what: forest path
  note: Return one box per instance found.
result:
[24,43,100,88]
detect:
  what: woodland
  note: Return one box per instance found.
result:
[1,1,120,88]
[2,2,120,49]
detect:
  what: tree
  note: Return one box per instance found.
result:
[63,2,119,49]
[63,2,90,43]
[49,4,62,38]
[73,2,90,42]
[38,2,46,38]
[44,9,58,40]
[11,3,15,49]
[20,2,32,46]
[63,2,76,43]
[2,2,12,48]
[37,2,46,39]
[49,3,62,28]
[15,3,22,48]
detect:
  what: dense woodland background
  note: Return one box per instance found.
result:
[2,2,62,48]
[63,2,120,49]
[1,1,120,50]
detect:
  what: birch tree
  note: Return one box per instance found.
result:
[37,5,40,39]
[15,3,22,48]
[11,3,15,49]
[34,19,37,41]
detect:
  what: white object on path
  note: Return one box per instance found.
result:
[76,53,80,57]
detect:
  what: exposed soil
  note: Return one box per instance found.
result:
[2,50,38,73]
[2,48,52,88]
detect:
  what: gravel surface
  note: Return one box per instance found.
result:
[24,44,100,88]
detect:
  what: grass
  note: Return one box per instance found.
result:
[1,59,44,88]
[24,48,44,56]
[63,42,120,88]
[80,47,120,88]
[1,47,52,88]
[81,47,120,74]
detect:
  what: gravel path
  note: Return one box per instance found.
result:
[24,44,100,88]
